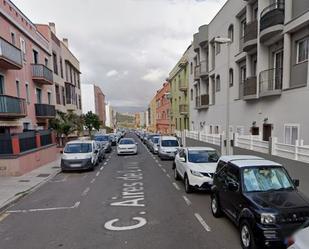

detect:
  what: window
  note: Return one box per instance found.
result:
[297,38,309,63]
[45,58,48,67]
[284,124,299,145]
[190,62,193,74]
[55,85,61,105]
[216,75,221,92]
[11,32,16,45]
[52,52,58,74]
[60,57,63,78]
[190,89,193,101]
[33,49,39,64]
[228,25,234,42]
[216,43,221,55]
[20,37,26,61]
[61,86,66,105]
[240,19,246,38]
[36,88,42,104]
[229,68,234,87]
[25,83,30,104]
[16,80,20,98]
[78,95,82,109]
[215,126,219,134]
[0,75,4,94]
[47,92,52,105]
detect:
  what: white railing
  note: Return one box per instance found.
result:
[200,132,221,146]
[235,134,269,154]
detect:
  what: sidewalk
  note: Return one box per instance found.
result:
[0,157,61,212]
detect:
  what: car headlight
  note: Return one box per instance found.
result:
[261,213,276,225]
[190,170,204,178]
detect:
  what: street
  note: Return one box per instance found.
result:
[0,133,241,249]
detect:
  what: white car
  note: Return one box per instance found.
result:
[61,140,99,171]
[287,220,309,249]
[158,136,181,160]
[173,147,219,193]
[117,138,138,155]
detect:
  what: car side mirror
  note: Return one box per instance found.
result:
[136,143,138,145]
[60,150,63,154]
[181,144,183,147]
[179,157,186,163]
[293,179,300,187]
[94,149,99,153]
[228,182,239,192]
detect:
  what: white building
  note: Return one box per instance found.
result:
[189,0,309,145]
[105,102,116,128]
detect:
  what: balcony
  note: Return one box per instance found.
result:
[31,64,53,85]
[243,20,258,52]
[195,94,209,110]
[0,37,22,70]
[259,68,283,97]
[178,58,188,68]
[260,1,285,43]
[243,77,257,100]
[200,60,208,77]
[179,104,188,115]
[35,104,56,118]
[0,95,26,118]
[194,65,200,80]
[193,33,200,52]
[179,82,188,92]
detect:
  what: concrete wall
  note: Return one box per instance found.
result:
[292,0,309,19]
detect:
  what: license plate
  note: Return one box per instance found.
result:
[71,164,81,167]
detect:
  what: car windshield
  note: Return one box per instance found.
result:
[119,139,135,145]
[242,167,294,192]
[188,150,219,163]
[64,143,92,153]
[161,140,179,147]
[94,136,109,141]
[152,137,160,144]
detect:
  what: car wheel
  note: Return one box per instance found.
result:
[174,167,180,181]
[240,220,257,249]
[184,175,193,193]
[211,194,223,218]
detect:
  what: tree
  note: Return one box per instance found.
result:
[83,111,100,137]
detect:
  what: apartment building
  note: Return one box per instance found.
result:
[37,23,82,116]
[169,46,192,132]
[105,102,116,129]
[81,83,106,126]
[156,82,171,134]
[148,96,157,132]
[189,0,309,145]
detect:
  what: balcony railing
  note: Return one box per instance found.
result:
[200,60,208,77]
[194,65,200,80]
[244,77,257,99]
[0,95,27,118]
[31,64,53,85]
[0,37,22,70]
[195,94,209,109]
[260,1,285,32]
[179,104,188,115]
[35,104,56,118]
[244,20,258,50]
[195,96,200,108]
[259,68,283,97]
[179,81,188,91]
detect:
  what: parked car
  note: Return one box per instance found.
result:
[286,219,309,249]
[94,134,112,153]
[145,134,160,149]
[158,136,180,160]
[210,155,309,249]
[149,136,160,154]
[95,140,105,162]
[173,147,219,193]
[108,133,117,146]
[117,138,138,155]
[61,140,99,171]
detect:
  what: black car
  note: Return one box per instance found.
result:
[210,155,309,249]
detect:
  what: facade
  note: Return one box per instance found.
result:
[148,96,157,132]
[135,112,140,128]
[156,82,171,134]
[37,23,82,116]
[105,102,116,129]
[169,46,192,132]
[189,0,309,145]
[81,84,106,126]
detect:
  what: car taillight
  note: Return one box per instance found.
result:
[285,237,295,247]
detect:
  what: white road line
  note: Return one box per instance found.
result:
[172,182,180,191]
[158,164,162,167]
[0,213,10,222]
[82,187,90,196]
[51,175,68,183]
[194,213,211,232]
[162,168,166,173]
[106,159,110,162]
[166,174,171,179]
[7,201,81,213]
[104,162,107,165]
[96,172,100,177]
[183,196,192,206]
[90,178,96,184]
[100,166,104,170]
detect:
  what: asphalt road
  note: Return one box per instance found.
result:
[0,133,242,249]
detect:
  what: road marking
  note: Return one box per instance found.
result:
[100,166,104,170]
[51,175,68,183]
[166,174,171,179]
[0,213,10,222]
[82,187,90,196]
[183,196,192,206]
[155,159,158,163]
[104,162,107,165]
[172,182,180,191]
[194,213,211,232]
[162,168,166,173]
[158,164,162,167]
[96,172,100,177]
[82,175,87,179]
[7,201,81,213]
[106,159,110,162]
[90,178,96,184]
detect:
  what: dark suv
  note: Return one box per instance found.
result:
[210,155,309,249]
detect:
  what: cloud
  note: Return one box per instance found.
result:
[106,70,119,77]
[12,0,227,112]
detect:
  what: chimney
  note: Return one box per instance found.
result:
[63,38,69,47]
[49,22,56,34]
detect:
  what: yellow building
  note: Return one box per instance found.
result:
[148,96,157,132]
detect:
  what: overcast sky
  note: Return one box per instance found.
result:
[13,0,226,113]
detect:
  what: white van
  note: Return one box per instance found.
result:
[158,136,181,160]
[61,140,99,171]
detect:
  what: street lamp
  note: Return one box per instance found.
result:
[214,37,232,155]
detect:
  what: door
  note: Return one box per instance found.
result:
[0,75,4,94]
[36,88,42,104]
[178,149,187,177]
[33,50,39,64]
[215,161,229,208]
[263,124,272,141]
[273,50,283,90]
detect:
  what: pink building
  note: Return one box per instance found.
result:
[0,0,57,176]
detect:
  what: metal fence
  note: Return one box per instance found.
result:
[18,131,36,153]
[0,134,13,155]
[39,130,52,147]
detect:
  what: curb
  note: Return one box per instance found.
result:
[0,169,61,214]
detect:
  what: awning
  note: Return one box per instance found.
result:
[0,120,23,127]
